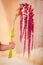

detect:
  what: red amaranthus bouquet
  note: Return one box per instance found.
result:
[18,3,34,56]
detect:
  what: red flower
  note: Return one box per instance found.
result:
[19,3,34,56]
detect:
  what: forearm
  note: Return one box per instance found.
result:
[0,42,15,51]
[0,44,9,51]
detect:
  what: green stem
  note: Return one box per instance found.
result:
[8,12,19,58]
[8,27,14,58]
[8,48,12,58]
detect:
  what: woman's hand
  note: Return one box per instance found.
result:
[9,42,15,49]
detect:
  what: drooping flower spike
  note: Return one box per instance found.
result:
[19,3,34,56]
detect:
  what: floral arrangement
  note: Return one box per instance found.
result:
[18,3,34,56]
[8,3,34,58]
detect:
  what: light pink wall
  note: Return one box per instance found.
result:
[0,0,10,45]
[34,0,43,48]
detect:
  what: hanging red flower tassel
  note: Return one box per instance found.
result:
[28,5,34,56]
[23,3,28,54]
[19,4,23,42]
[18,3,34,56]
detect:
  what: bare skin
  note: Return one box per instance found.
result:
[0,42,15,51]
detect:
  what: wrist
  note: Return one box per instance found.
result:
[9,42,15,49]
[9,42,12,48]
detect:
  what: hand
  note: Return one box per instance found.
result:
[9,42,15,49]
